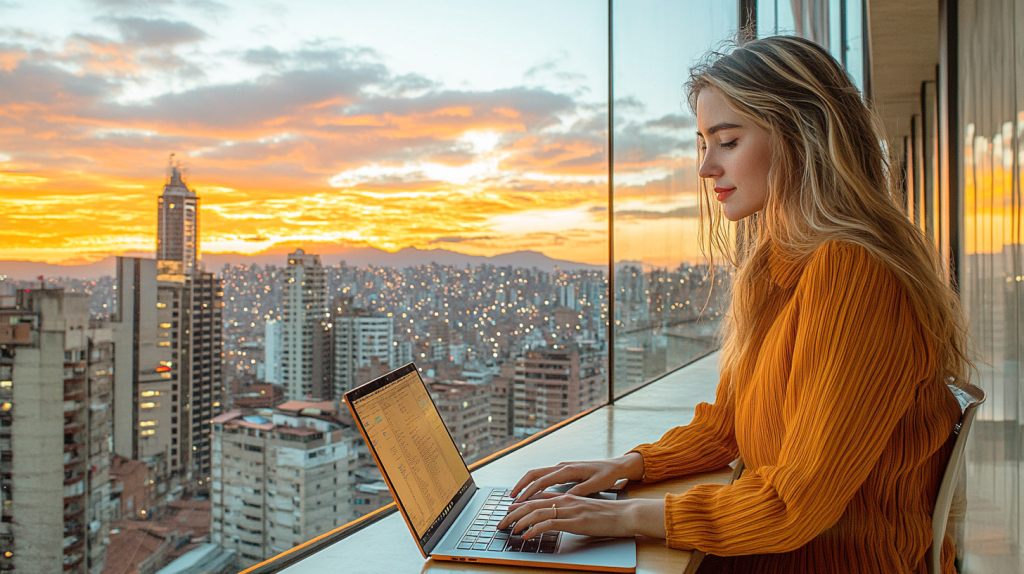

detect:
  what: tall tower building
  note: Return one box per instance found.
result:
[331,297,394,397]
[156,159,199,278]
[153,161,225,491]
[0,289,112,574]
[282,250,329,400]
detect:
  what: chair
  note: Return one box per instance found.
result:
[683,381,986,574]
[927,381,986,574]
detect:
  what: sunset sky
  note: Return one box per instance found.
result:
[0,0,726,269]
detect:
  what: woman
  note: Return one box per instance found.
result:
[497,35,971,574]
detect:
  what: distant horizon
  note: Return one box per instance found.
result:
[0,243,716,281]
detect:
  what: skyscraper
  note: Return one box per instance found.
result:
[282,250,329,400]
[154,160,225,490]
[156,159,199,279]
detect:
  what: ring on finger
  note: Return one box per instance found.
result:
[552,503,557,520]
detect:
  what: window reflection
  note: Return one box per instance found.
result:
[756,0,865,91]
[611,0,737,396]
[956,0,1023,570]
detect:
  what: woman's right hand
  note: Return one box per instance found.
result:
[510,452,646,502]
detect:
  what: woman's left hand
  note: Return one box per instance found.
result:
[496,492,668,540]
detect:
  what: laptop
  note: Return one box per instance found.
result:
[343,363,637,572]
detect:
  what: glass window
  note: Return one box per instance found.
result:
[958,0,1024,568]
[611,0,737,396]
[0,0,615,566]
[756,0,865,92]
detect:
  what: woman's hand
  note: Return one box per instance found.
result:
[495,493,668,540]
[509,453,645,502]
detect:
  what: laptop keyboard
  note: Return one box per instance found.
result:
[455,488,560,553]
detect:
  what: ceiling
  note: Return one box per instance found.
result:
[866,0,941,157]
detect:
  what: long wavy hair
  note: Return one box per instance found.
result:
[687,35,972,385]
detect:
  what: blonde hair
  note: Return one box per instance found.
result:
[687,35,972,385]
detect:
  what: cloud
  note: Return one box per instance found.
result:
[242,46,284,67]
[87,0,175,9]
[0,29,676,266]
[111,17,207,47]
[0,59,115,106]
[524,55,587,86]
[615,206,700,220]
[183,0,228,15]
[645,113,695,131]
[432,236,496,243]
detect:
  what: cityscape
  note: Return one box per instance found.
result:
[4,0,1021,572]
[0,167,723,572]
[0,1,725,571]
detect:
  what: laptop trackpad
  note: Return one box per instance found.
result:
[543,483,621,501]
[557,532,623,554]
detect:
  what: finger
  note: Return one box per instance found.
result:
[511,505,559,535]
[497,499,549,530]
[522,518,562,540]
[507,493,566,521]
[510,465,562,498]
[515,491,560,503]
[566,478,605,497]
[515,466,579,502]
[503,496,568,530]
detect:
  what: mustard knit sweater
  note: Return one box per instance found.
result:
[631,242,961,574]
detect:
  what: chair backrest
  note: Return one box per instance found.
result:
[688,383,985,574]
[927,381,986,574]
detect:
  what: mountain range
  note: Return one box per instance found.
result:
[0,247,608,280]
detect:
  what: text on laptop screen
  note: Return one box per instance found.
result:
[352,370,471,538]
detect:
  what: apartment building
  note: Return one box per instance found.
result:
[107,258,187,495]
[186,271,225,485]
[487,363,516,451]
[210,401,357,568]
[84,326,113,573]
[331,298,394,397]
[0,289,112,574]
[263,318,283,385]
[427,380,491,464]
[513,342,606,437]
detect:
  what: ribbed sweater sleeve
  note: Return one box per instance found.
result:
[657,243,930,555]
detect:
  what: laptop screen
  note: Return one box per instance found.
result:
[349,366,473,545]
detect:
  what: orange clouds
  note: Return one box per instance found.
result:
[0,21,697,269]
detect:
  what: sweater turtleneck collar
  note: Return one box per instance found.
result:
[765,243,807,289]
